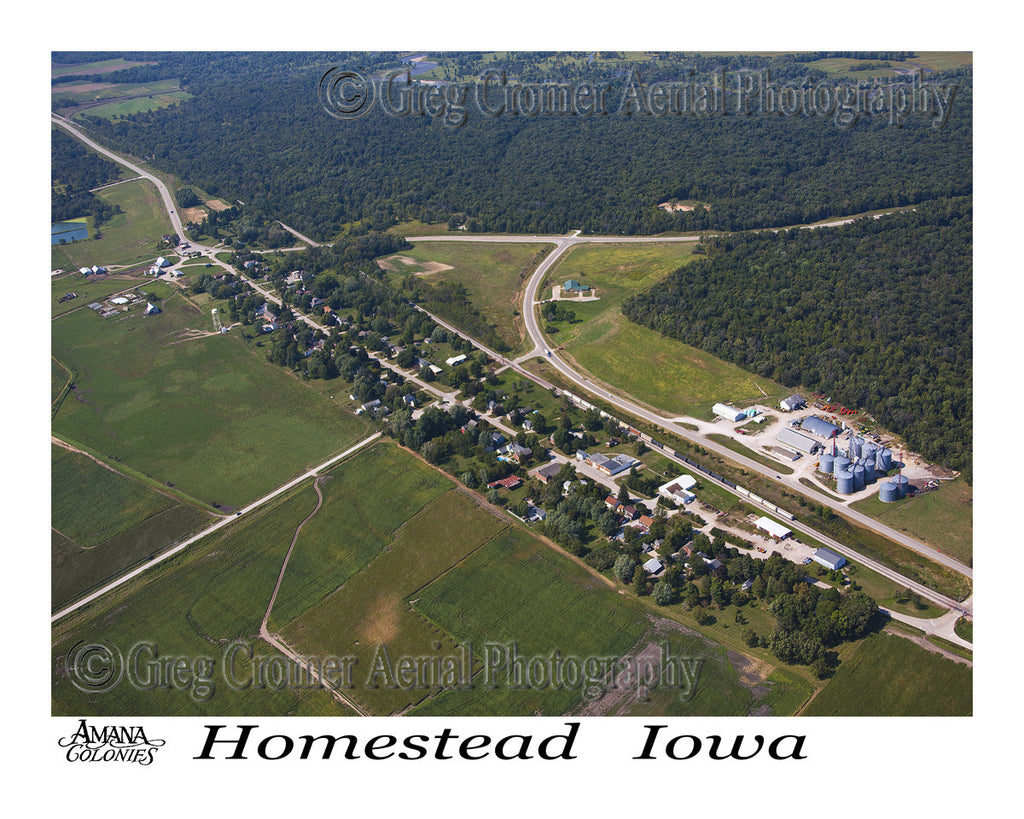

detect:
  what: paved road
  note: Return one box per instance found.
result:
[53,120,971,618]
[406,231,971,583]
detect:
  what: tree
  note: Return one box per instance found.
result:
[652,580,677,606]
[614,554,638,585]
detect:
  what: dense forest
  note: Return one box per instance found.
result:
[51,128,122,225]
[64,52,971,241]
[622,197,972,479]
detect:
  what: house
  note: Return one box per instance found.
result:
[534,462,563,484]
[525,505,547,522]
[361,399,382,412]
[637,514,655,532]
[704,557,723,571]
[563,279,590,293]
[487,476,523,490]
[643,557,664,575]
[499,442,532,463]
[156,256,171,268]
[446,354,468,367]
[402,394,416,408]
[780,394,807,412]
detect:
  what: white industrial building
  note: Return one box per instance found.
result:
[812,548,847,571]
[712,403,746,422]
[658,475,697,505]
[754,516,792,540]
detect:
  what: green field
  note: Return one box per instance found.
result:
[280,488,509,715]
[50,272,158,319]
[540,244,782,419]
[851,480,972,565]
[52,444,211,611]
[77,92,191,119]
[409,528,808,716]
[381,241,550,353]
[51,290,370,509]
[803,632,971,716]
[52,477,362,716]
[51,178,174,269]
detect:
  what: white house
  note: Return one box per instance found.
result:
[445,354,468,367]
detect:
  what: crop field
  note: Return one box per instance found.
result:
[52,480,359,716]
[51,291,370,509]
[409,528,806,716]
[51,178,174,270]
[803,632,971,716]
[279,487,510,715]
[52,58,157,77]
[51,443,211,610]
[540,244,781,419]
[851,479,972,565]
[382,241,549,353]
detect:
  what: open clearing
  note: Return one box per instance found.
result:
[50,177,174,269]
[51,290,370,509]
[851,479,972,565]
[541,243,781,419]
[382,241,550,354]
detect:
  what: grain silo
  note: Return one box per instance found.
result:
[878,481,900,503]
[851,464,866,491]
[893,474,910,498]
[835,470,854,495]
[818,452,835,474]
[847,437,861,459]
[878,448,893,471]
[834,455,851,474]
[862,458,876,484]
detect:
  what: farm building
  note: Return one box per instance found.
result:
[780,394,807,411]
[445,354,468,367]
[563,279,590,293]
[712,403,746,422]
[145,302,161,315]
[812,548,847,571]
[754,516,792,540]
[155,256,171,268]
[776,427,820,454]
[800,416,841,439]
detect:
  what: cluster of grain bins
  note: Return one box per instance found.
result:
[817,431,900,498]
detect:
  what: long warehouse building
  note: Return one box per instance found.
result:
[776,427,820,454]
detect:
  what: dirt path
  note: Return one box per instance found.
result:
[258,476,369,716]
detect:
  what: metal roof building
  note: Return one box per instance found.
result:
[776,427,820,454]
[812,548,847,571]
[780,394,807,411]
[800,416,841,439]
[754,516,792,540]
[712,403,746,422]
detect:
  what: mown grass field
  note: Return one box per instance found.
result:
[79,92,191,119]
[851,479,972,565]
[381,241,549,354]
[803,632,971,715]
[51,290,370,509]
[541,244,782,419]
[51,178,174,270]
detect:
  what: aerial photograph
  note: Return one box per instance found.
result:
[50,49,973,724]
